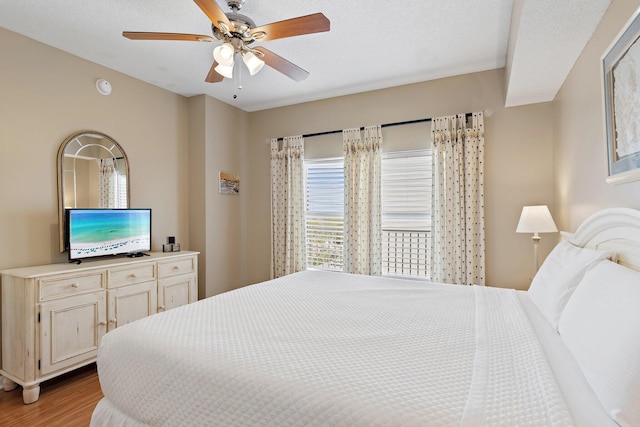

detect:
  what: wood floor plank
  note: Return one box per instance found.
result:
[0,364,102,426]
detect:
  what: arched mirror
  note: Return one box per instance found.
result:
[57,131,130,252]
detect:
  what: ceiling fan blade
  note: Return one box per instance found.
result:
[123,32,213,42]
[250,13,330,42]
[205,61,224,83]
[254,47,309,82]
[193,0,233,31]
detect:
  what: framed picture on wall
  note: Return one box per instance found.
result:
[219,171,240,195]
[602,8,640,185]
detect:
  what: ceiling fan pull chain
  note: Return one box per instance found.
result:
[237,60,243,90]
[233,59,242,99]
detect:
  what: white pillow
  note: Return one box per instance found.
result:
[558,260,640,427]
[527,240,613,330]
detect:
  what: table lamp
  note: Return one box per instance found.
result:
[516,205,558,275]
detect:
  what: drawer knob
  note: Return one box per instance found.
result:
[71,283,80,288]
[130,273,137,278]
[109,318,117,324]
[158,305,165,310]
[98,321,107,326]
[173,266,180,270]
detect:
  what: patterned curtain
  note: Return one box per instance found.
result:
[343,125,382,275]
[270,136,306,279]
[98,158,117,208]
[116,167,127,207]
[431,112,485,285]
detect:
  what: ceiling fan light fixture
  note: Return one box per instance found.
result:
[213,43,235,66]
[124,2,331,85]
[243,51,265,75]
[215,62,234,79]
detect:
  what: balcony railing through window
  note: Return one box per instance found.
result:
[382,229,430,278]
[306,214,344,271]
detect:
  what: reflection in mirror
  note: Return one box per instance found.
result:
[57,131,129,252]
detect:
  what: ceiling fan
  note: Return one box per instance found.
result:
[123,0,330,84]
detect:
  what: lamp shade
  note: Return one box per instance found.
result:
[213,43,235,66]
[516,205,558,233]
[215,63,233,79]
[242,51,264,75]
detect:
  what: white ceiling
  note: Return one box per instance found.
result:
[0,0,611,112]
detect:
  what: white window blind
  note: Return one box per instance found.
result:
[304,158,344,271]
[381,150,432,278]
[304,150,431,277]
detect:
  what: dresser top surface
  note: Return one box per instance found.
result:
[1,251,199,278]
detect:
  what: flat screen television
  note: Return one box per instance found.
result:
[66,208,151,262]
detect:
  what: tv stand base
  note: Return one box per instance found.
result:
[127,252,150,258]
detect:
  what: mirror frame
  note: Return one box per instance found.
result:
[57,130,130,252]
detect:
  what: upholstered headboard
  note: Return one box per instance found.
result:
[561,208,640,272]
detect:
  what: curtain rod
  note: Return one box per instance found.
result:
[273,112,475,143]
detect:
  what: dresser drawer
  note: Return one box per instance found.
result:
[107,263,156,288]
[39,272,104,301]
[158,257,196,278]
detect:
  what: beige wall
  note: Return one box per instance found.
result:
[0,28,191,270]
[554,0,640,230]
[246,69,556,290]
[0,28,247,300]
[188,95,248,298]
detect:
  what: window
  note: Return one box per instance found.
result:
[381,150,432,278]
[304,150,432,278]
[304,158,344,271]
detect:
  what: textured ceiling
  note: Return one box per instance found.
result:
[0,0,611,112]
[505,0,612,107]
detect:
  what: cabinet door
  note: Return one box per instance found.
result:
[107,280,157,330]
[39,291,107,376]
[158,274,197,312]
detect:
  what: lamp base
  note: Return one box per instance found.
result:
[532,233,541,276]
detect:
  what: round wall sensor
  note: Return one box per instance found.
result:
[96,79,112,95]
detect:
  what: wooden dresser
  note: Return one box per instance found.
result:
[0,251,199,404]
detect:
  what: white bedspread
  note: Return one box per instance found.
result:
[92,271,573,426]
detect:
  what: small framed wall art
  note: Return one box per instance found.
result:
[602,8,640,184]
[219,171,240,195]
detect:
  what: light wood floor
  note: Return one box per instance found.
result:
[0,364,102,427]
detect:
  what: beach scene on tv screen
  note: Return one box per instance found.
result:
[69,210,150,259]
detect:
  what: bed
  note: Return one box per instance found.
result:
[90,208,640,427]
